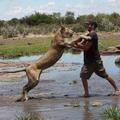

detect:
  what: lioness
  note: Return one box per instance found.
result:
[10,26,76,101]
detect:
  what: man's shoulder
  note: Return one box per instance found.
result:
[89,31,97,36]
[89,31,98,39]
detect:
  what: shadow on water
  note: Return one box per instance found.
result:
[0,53,120,120]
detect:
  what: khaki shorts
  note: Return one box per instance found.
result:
[80,60,108,79]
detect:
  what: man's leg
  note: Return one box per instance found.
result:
[105,75,120,96]
[81,79,90,97]
[95,60,120,96]
[80,64,93,97]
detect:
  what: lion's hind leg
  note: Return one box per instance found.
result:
[16,65,42,102]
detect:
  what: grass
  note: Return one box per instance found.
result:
[15,112,44,120]
[99,39,120,51]
[0,32,120,58]
[0,36,51,58]
[103,106,120,120]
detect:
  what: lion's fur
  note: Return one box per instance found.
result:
[15,26,75,101]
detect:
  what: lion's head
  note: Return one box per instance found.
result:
[53,26,79,48]
[59,26,80,47]
[60,25,74,38]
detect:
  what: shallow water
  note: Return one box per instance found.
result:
[0,53,119,73]
[0,53,120,120]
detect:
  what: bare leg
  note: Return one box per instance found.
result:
[16,66,42,102]
[105,75,120,96]
[81,79,90,97]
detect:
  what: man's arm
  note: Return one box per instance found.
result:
[71,35,91,44]
[74,41,92,51]
[79,35,91,40]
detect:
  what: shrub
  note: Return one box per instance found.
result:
[103,106,120,120]
[15,112,44,120]
[72,24,86,32]
[1,25,19,38]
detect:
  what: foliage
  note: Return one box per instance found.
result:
[103,106,120,120]
[64,11,75,24]
[1,25,19,38]
[0,36,51,58]
[72,23,86,32]
[0,11,120,38]
[15,112,44,120]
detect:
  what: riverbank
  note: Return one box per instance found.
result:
[0,32,120,58]
[0,35,51,58]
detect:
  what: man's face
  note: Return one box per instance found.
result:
[87,24,93,32]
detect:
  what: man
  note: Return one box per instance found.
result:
[74,21,120,97]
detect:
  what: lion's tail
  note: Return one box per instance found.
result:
[0,67,26,73]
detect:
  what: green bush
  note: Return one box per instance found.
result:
[1,25,19,38]
[72,24,86,32]
[15,112,44,120]
[103,106,120,120]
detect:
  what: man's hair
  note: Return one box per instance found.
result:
[86,21,98,29]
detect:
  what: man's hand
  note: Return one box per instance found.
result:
[79,35,91,40]
[72,40,92,51]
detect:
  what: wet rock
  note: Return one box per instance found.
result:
[101,47,120,54]
[91,101,102,107]
[51,96,55,98]
[69,82,72,85]
[73,80,77,84]
[64,104,70,107]
[10,89,13,92]
[71,101,80,107]
[64,94,69,97]
[73,104,80,107]
[116,45,120,49]
[69,80,77,85]
[115,57,120,64]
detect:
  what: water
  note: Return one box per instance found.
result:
[0,53,120,120]
[0,52,119,73]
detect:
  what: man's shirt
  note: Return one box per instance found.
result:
[84,31,101,64]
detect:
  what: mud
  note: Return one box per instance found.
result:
[0,53,120,120]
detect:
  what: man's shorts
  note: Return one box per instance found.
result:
[80,60,108,79]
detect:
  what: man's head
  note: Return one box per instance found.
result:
[86,21,98,32]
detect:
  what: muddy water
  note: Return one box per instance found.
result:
[0,53,120,120]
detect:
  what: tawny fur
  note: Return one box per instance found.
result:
[15,26,75,102]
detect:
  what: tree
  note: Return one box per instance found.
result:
[65,11,75,24]
[8,18,20,25]
[95,13,109,31]
[0,20,5,27]
[109,12,120,26]
[52,12,61,24]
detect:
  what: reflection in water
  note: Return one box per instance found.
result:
[22,102,44,120]
[83,99,92,120]
[115,63,120,74]
[111,97,120,108]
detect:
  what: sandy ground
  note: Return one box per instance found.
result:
[0,54,120,120]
